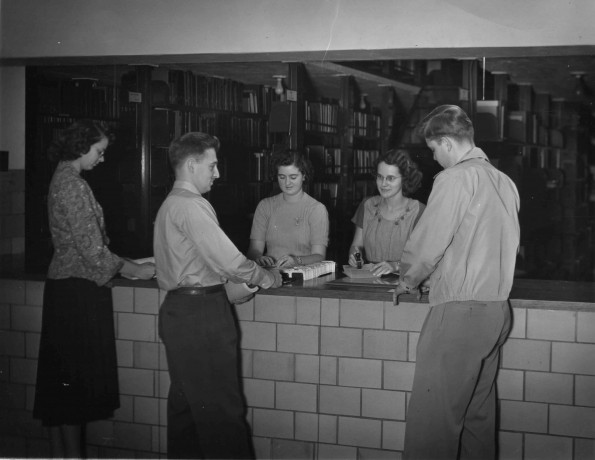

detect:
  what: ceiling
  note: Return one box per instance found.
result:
[36,52,595,110]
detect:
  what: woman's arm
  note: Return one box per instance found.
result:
[119,259,156,280]
[348,226,364,267]
[276,244,326,268]
[247,239,276,267]
[369,260,400,276]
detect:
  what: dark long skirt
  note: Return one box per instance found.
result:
[33,278,120,426]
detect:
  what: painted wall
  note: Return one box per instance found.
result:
[0,67,25,170]
[1,0,594,59]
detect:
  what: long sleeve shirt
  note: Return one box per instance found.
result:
[153,180,276,291]
[400,147,520,306]
[47,162,123,286]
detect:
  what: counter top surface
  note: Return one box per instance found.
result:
[91,272,595,310]
[3,272,593,310]
[260,274,595,310]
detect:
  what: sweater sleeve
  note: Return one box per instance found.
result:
[57,177,122,285]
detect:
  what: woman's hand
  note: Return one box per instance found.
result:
[120,259,155,280]
[370,261,400,276]
[135,262,156,280]
[275,254,298,268]
[348,254,356,267]
[348,252,360,267]
[255,255,276,267]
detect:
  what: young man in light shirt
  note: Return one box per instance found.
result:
[153,132,282,459]
[394,105,520,460]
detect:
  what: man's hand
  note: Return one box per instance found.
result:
[392,283,410,305]
[268,268,283,288]
[393,282,429,305]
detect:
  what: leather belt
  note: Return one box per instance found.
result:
[169,285,225,296]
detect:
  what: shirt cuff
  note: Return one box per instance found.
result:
[398,281,414,292]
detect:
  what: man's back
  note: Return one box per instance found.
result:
[402,148,520,305]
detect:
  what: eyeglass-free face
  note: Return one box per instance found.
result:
[277,164,304,198]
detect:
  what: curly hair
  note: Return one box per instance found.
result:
[373,149,423,197]
[269,149,313,182]
[417,104,474,144]
[47,120,114,162]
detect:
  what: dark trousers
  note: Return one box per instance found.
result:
[403,300,512,460]
[159,290,254,459]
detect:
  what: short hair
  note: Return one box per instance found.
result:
[168,132,220,170]
[417,104,474,143]
[270,149,313,181]
[47,120,114,162]
[373,149,423,197]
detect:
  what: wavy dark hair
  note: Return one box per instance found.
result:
[269,149,313,182]
[47,120,114,162]
[417,104,474,144]
[373,149,423,197]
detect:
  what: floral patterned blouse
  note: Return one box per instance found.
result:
[47,162,123,286]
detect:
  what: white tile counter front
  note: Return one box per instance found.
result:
[1,276,594,459]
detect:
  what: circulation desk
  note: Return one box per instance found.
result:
[1,273,594,459]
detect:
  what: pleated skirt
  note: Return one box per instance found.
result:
[33,278,120,426]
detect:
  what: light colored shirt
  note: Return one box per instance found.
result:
[351,195,425,263]
[400,147,520,306]
[154,180,276,291]
[250,192,329,259]
[47,162,123,286]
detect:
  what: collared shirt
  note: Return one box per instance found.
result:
[400,147,520,306]
[154,180,275,291]
[47,162,123,286]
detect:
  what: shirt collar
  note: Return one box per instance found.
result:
[173,180,201,195]
[454,146,489,166]
[433,146,490,179]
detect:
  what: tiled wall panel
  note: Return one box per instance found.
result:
[1,280,594,459]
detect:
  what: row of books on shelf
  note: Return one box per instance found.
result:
[352,180,376,210]
[349,111,381,138]
[309,182,339,209]
[247,150,273,182]
[39,80,130,120]
[306,145,342,176]
[305,100,339,134]
[157,70,281,115]
[507,111,564,147]
[242,86,283,115]
[152,108,270,148]
[353,149,380,174]
[521,146,564,170]
[165,70,244,112]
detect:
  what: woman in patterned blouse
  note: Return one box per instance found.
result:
[348,149,425,276]
[32,120,155,457]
